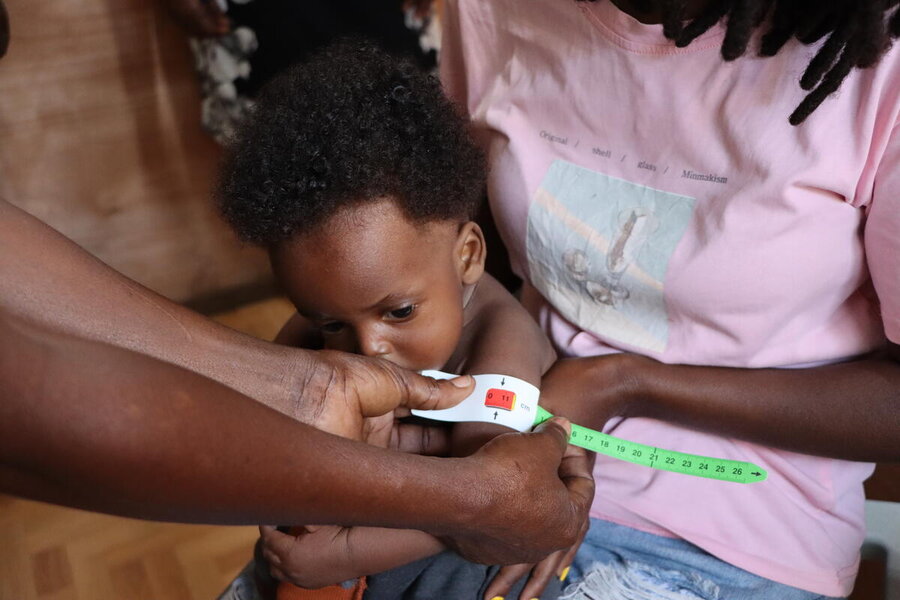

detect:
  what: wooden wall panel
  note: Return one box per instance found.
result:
[0,0,270,303]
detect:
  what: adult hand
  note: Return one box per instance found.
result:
[482,447,594,600]
[250,352,463,587]
[159,0,229,37]
[443,418,594,565]
[291,349,472,450]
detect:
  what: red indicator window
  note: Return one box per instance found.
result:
[485,388,516,411]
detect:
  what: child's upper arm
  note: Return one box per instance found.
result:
[449,276,556,456]
[461,275,556,386]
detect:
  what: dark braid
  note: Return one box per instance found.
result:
[798,15,854,91]
[584,1,900,124]
[892,2,900,37]
[660,0,687,40]
[720,0,771,60]
[675,0,732,46]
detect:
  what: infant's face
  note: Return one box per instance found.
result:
[272,199,466,372]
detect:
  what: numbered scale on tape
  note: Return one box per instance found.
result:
[412,371,767,484]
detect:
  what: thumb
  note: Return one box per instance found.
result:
[531,416,572,457]
[393,369,475,412]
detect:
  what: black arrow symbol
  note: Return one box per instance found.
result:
[752,472,761,477]
[493,411,498,420]
[501,377,505,385]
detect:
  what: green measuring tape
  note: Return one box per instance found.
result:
[413,370,768,484]
[534,406,767,484]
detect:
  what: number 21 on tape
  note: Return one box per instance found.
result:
[484,388,516,411]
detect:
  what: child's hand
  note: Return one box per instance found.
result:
[259,524,358,590]
[259,524,446,589]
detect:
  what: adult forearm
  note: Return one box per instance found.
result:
[625,351,900,461]
[0,318,479,531]
[0,199,301,414]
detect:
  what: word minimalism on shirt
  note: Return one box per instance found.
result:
[681,170,728,184]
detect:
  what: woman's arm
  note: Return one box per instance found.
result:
[541,345,900,461]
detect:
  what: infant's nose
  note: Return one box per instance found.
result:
[357,327,391,358]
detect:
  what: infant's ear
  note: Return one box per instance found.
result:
[456,221,486,285]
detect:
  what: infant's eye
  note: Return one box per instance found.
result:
[319,321,346,334]
[387,305,415,320]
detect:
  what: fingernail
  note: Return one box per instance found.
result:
[450,375,473,388]
[560,566,570,581]
[489,597,504,600]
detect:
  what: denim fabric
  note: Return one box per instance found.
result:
[563,519,843,600]
[363,551,564,600]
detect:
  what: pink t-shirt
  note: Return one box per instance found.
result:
[441,0,900,596]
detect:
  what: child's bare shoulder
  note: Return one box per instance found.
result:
[465,275,530,330]
[456,274,556,384]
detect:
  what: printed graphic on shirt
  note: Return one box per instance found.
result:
[526,160,695,353]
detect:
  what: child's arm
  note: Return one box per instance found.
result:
[268,314,448,587]
[448,274,557,456]
[269,525,444,590]
[449,276,587,600]
[265,281,558,590]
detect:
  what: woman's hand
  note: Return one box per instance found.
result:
[481,445,594,600]
[482,545,579,600]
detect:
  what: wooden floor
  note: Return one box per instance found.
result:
[1,297,296,600]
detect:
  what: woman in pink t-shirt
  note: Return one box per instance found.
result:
[438,1,900,599]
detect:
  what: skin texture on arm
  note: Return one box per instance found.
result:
[0,198,304,416]
[447,274,558,457]
[0,315,466,526]
[0,314,593,562]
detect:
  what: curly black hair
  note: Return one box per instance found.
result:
[217,39,486,245]
[584,0,900,125]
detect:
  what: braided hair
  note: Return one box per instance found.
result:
[584,0,900,124]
